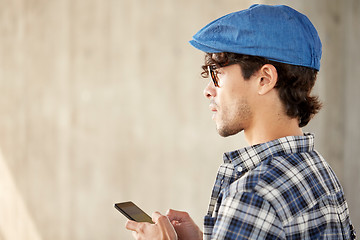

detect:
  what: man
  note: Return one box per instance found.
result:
[126,4,355,239]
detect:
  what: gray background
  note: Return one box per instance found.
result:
[0,0,359,239]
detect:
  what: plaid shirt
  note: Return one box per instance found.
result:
[204,133,355,239]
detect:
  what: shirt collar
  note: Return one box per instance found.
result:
[223,133,315,173]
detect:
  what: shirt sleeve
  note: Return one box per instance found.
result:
[211,191,286,239]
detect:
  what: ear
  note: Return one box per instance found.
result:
[257,64,278,95]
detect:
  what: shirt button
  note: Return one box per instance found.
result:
[237,166,243,172]
[220,179,224,184]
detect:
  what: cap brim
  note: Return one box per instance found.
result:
[189,39,223,53]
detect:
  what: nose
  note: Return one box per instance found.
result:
[203,81,216,99]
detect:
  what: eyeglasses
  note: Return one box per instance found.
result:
[207,61,240,87]
[207,65,220,87]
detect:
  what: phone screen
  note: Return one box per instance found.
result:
[114,201,153,223]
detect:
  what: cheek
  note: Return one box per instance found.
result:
[218,86,245,107]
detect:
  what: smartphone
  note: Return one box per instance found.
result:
[114,201,154,223]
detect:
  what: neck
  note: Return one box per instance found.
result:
[244,114,303,146]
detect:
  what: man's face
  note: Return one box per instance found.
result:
[203,63,257,137]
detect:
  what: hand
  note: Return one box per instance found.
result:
[166,209,203,240]
[125,212,178,240]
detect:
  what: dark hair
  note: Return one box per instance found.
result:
[201,52,322,127]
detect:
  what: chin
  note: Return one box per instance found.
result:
[217,126,243,137]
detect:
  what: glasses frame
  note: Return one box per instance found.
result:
[207,61,239,88]
[207,65,220,87]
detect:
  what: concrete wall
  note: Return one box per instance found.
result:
[0,0,358,239]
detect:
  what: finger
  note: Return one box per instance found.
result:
[125,220,140,231]
[155,214,178,239]
[171,220,180,226]
[151,211,163,223]
[166,209,190,222]
[151,212,173,231]
[151,212,176,233]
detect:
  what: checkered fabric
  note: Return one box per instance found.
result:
[204,133,354,239]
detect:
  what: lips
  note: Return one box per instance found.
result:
[209,100,218,112]
[209,101,218,121]
[209,104,217,112]
[209,105,217,112]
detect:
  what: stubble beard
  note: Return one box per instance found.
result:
[216,100,252,137]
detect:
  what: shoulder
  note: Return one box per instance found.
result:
[227,151,334,221]
[228,154,292,196]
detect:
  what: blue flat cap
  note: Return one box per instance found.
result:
[190,4,322,70]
